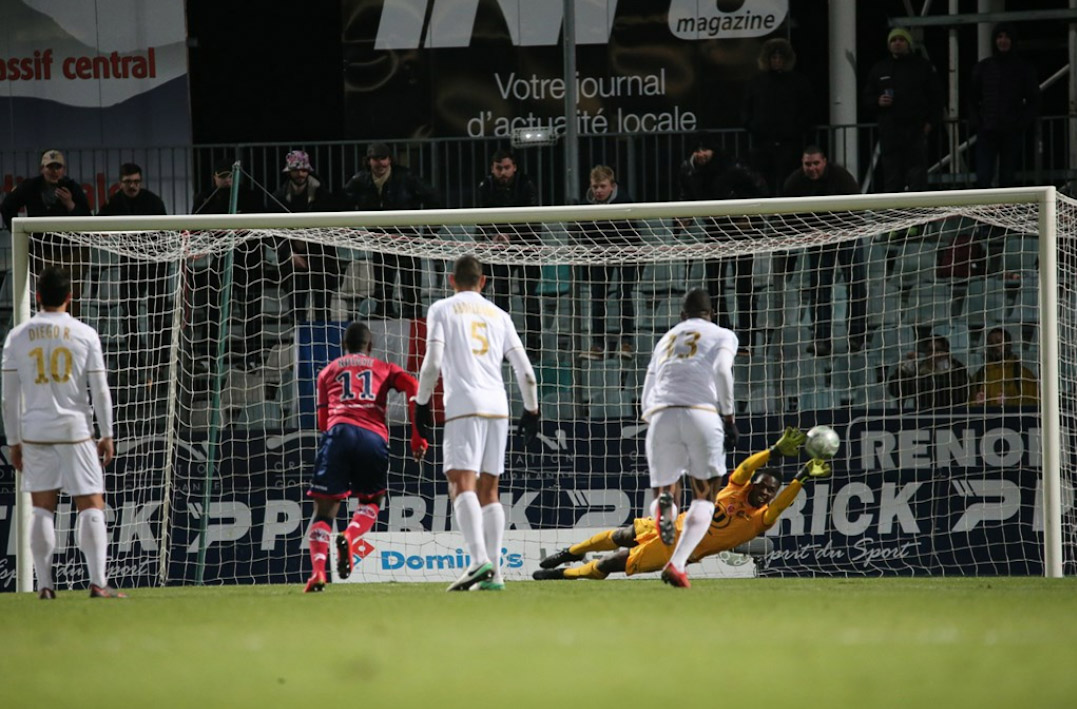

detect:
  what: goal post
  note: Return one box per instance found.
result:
[6,186,1071,591]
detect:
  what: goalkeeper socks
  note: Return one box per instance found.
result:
[77,507,109,588]
[308,520,332,577]
[453,491,489,568]
[569,529,618,556]
[481,502,505,582]
[563,560,609,581]
[344,503,380,545]
[30,506,56,591]
[649,496,677,524]
[668,499,715,571]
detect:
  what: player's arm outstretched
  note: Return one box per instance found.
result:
[761,427,832,526]
[728,426,805,486]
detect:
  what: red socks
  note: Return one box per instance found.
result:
[344,503,380,547]
[308,520,332,576]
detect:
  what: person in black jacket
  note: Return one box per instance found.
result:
[97,163,169,373]
[968,23,1040,189]
[677,135,767,351]
[270,150,341,324]
[190,158,267,369]
[578,165,640,361]
[1,149,92,316]
[475,149,541,354]
[741,38,814,196]
[781,147,866,356]
[344,142,440,320]
[861,27,943,193]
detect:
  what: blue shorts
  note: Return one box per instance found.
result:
[307,423,389,501]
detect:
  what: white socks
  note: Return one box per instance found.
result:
[30,506,56,591]
[453,491,488,570]
[77,507,109,588]
[669,499,715,571]
[481,502,505,581]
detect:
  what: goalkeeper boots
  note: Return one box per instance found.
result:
[656,492,676,546]
[335,534,354,580]
[660,563,691,589]
[38,588,55,600]
[539,547,583,569]
[446,561,494,592]
[89,584,128,599]
[532,568,567,580]
[303,570,327,594]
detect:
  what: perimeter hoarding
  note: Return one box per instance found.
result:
[0,410,1065,590]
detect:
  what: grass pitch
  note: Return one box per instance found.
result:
[2,577,1075,709]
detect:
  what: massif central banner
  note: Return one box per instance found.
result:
[0,0,191,212]
[1,411,1067,591]
[342,0,789,139]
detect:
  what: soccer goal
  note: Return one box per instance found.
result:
[6,186,1073,591]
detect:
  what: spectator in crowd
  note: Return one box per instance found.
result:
[968,23,1040,189]
[270,150,341,324]
[780,146,867,356]
[968,327,1038,408]
[888,334,969,410]
[577,164,640,361]
[677,134,768,351]
[475,149,542,355]
[344,142,440,320]
[741,37,814,196]
[1,149,92,316]
[191,158,267,370]
[97,163,169,375]
[861,27,943,193]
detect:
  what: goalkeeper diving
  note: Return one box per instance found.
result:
[533,427,831,581]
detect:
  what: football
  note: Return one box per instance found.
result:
[804,425,841,459]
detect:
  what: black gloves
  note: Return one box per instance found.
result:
[518,409,540,445]
[723,416,739,452]
[414,401,434,441]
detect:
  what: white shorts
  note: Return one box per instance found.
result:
[442,416,509,476]
[645,408,726,488]
[20,440,104,497]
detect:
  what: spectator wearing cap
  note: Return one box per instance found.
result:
[190,158,268,370]
[343,142,441,320]
[741,37,814,196]
[1,149,92,316]
[968,23,1040,189]
[676,134,768,351]
[475,148,542,354]
[861,27,943,193]
[270,150,342,324]
[97,163,170,377]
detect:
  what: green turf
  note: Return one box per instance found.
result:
[2,578,1075,708]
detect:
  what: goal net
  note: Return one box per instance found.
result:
[6,187,1073,590]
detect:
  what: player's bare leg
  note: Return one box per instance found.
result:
[29,490,59,600]
[306,497,339,593]
[446,469,493,591]
[74,493,127,598]
[663,476,718,589]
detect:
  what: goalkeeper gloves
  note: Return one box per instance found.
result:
[770,426,806,457]
[796,458,833,483]
[518,409,540,445]
[413,400,434,441]
[410,429,429,462]
[723,416,739,452]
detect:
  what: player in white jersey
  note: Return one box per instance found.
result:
[640,287,739,588]
[414,255,539,591]
[1,266,122,599]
